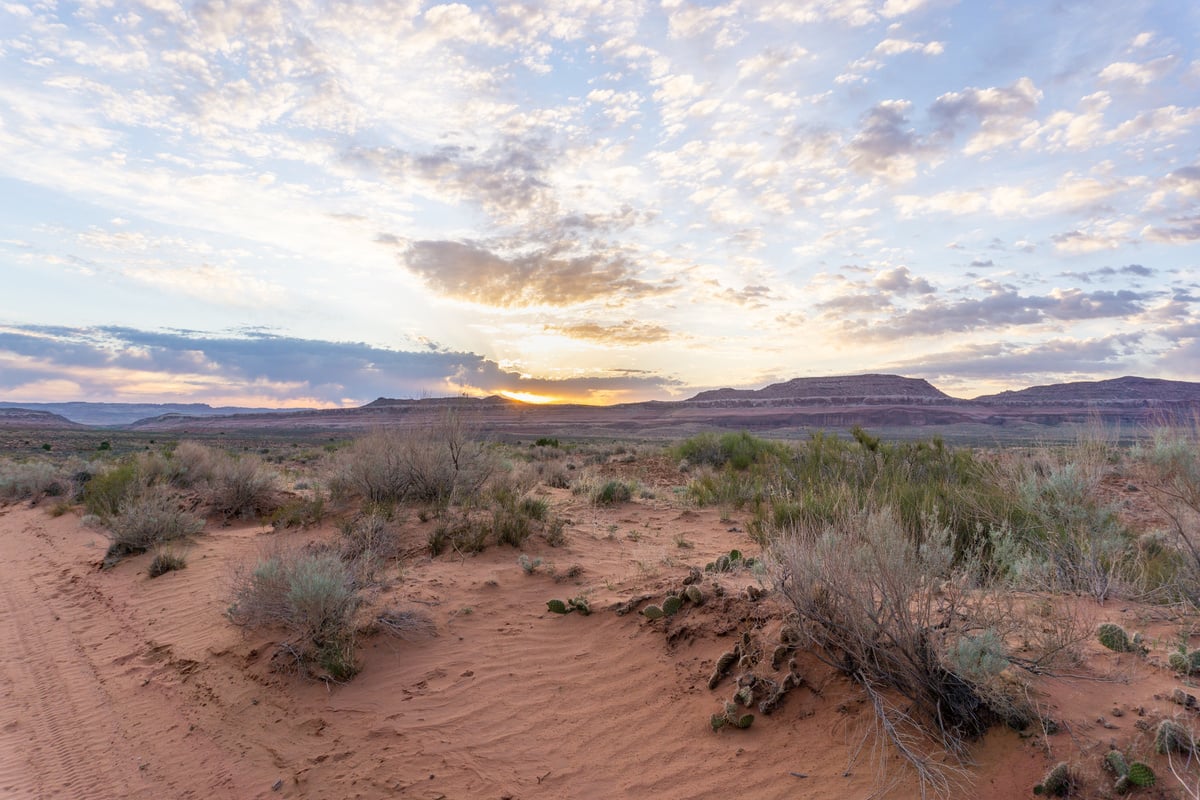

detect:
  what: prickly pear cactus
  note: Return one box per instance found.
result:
[1104,750,1129,776]
[715,554,731,572]
[568,596,590,615]
[1156,719,1194,755]
[685,585,704,605]
[1113,775,1130,794]
[771,644,789,670]
[710,713,727,731]
[1097,623,1134,653]
[642,604,665,620]
[546,599,569,614]
[728,549,742,563]
[662,595,684,616]
[1170,651,1190,673]
[1126,762,1155,787]
[1033,762,1070,796]
[730,712,753,729]
[735,685,755,707]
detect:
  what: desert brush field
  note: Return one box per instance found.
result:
[3,420,1200,799]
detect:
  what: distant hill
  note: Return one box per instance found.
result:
[973,376,1200,404]
[0,401,310,427]
[689,374,952,403]
[0,408,86,429]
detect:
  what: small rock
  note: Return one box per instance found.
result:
[272,779,283,791]
[1111,707,1124,717]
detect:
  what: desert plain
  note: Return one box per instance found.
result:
[2,379,1200,800]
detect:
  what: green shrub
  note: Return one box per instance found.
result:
[270,494,326,530]
[83,462,140,518]
[592,479,634,506]
[228,549,360,680]
[674,431,786,470]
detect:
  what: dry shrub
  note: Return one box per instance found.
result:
[228,547,360,681]
[207,454,278,519]
[104,485,204,566]
[170,441,218,488]
[338,511,404,581]
[329,413,493,506]
[0,459,67,502]
[772,508,1030,797]
[1135,425,1200,605]
[371,607,437,641]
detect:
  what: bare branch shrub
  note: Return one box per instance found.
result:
[771,507,1030,797]
[329,413,493,506]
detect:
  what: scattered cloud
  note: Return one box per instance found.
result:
[0,0,1196,402]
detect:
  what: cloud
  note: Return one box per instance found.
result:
[847,100,924,180]
[547,321,672,345]
[873,38,944,57]
[888,333,1145,382]
[403,239,671,307]
[930,77,1042,154]
[873,266,935,295]
[0,325,680,404]
[1143,215,1200,244]
[1098,56,1178,86]
[839,287,1149,340]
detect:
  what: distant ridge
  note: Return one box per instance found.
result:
[0,401,313,427]
[689,374,952,402]
[8,373,1199,438]
[0,408,86,429]
[973,376,1200,404]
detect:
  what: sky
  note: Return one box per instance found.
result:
[1,0,1198,407]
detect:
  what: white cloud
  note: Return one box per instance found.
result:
[873,37,944,56]
[1098,56,1178,86]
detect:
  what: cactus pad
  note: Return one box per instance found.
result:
[662,595,684,616]
[1104,750,1129,776]
[546,599,569,614]
[1156,719,1194,755]
[1033,762,1070,796]
[1126,762,1155,787]
[1097,623,1134,653]
[685,585,704,605]
[642,604,665,620]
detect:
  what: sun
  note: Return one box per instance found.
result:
[497,390,560,404]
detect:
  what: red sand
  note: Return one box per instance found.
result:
[1,484,1196,799]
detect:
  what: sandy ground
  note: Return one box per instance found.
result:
[1,477,1198,799]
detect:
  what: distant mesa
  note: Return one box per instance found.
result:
[973,376,1200,404]
[689,374,951,403]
